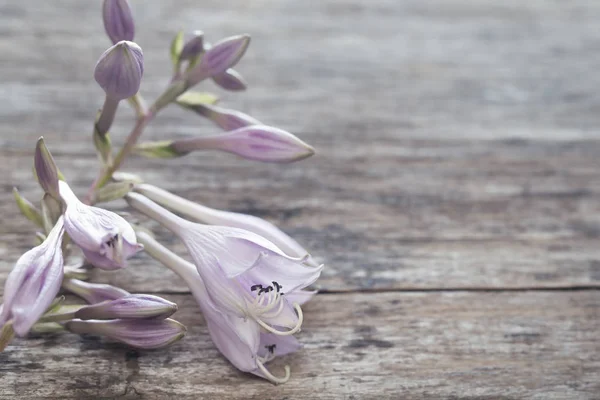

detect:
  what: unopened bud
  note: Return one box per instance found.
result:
[186,34,250,87]
[66,318,186,349]
[103,0,135,44]
[74,294,177,320]
[62,278,130,304]
[13,188,44,228]
[212,69,247,91]
[94,41,144,101]
[180,31,205,61]
[177,103,259,132]
[171,125,315,163]
[34,137,60,200]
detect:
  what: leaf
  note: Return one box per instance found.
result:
[170,30,184,67]
[176,91,219,107]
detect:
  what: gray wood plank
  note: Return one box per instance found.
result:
[1,291,598,399]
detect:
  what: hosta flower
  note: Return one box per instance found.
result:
[94,40,144,101]
[74,294,177,320]
[138,231,312,384]
[133,183,320,267]
[59,181,143,270]
[102,0,135,44]
[127,193,322,336]
[62,278,130,304]
[0,218,65,336]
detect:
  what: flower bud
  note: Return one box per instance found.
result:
[74,294,177,320]
[34,137,60,200]
[66,318,186,349]
[212,69,247,91]
[176,103,259,132]
[0,218,65,336]
[186,34,250,87]
[94,41,144,101]
[63,278,130,304]
[171,125,315,163]
[179,31,205,61]
[13,188,44,228]
[102,0,135,44]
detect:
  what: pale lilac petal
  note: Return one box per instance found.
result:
[75,294,177,320]
[3,218,65,336]
[258,333,302,359]
[205,315,260,372]
[212,69,247,91]
[103,0,135,44]
[285,290,317,306]
[94,41,144,100]
[66,318,186,349]
[59,181,142,269]
[63,278,130,304]
[179,31,204,61]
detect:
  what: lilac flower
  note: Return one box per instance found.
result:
[74,294,177,320]
[138,231,310,383]
[59,181,143,270]
[133,183,320,267]
[94,40,144,101]
[186,35,250,87]
[102,0,135,44]
[62,278,130,304]
[127,193,322,336]
[66,318,186,349]
[171,125,315,163]
[0,218,65,336]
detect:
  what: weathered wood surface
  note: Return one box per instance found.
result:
[1,292,599,400]
[1,0,600,398]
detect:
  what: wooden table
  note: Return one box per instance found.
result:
[1,1,599,398]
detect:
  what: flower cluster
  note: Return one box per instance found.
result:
[0,0,323,385]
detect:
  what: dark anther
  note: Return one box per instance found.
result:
[272,281,282,292]
[265,344,276,354]
[250,284,263,292]
[264,286,273,293]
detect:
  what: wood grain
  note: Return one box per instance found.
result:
[1,291,598,400]
[1,0,600,398]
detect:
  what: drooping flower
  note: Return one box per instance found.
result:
[59,180,143,270]
[0,218,65,336]
[133,183,320,267]
[127,193,322,336]
[62,278,130,304]
[138,231,310,384]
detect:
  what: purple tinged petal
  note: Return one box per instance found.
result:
[284,290,317,306]
[134,184,318,265]
[102,0,135,44]
[59,181,143,270]
[212,69,247,91]
[179,103,259,132]
[74,294,177,320]
[34,137,60,199]
[65,318,186,349]
[94,41,144,101]
[62,278,130,304]
[172,125,315,164]
[186,34,250,86]
[258,333,302,360]
[179,31,205,61]
[1,218,65,336]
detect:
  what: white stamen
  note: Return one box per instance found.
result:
[256,358,290,385]
[254,303,303,336]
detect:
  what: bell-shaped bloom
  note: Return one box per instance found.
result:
[102,0,135,44]
[127,194,322,335]
[133,183,320,267]
[94,40,144,101]
[59,181,143,270]
[170,125,315,164]
[62,278,130,304]
[66,318,186,349]
[186,34,250,87]
[0,218,65,336]
[137,231,308,384]
[74,294,177,320]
